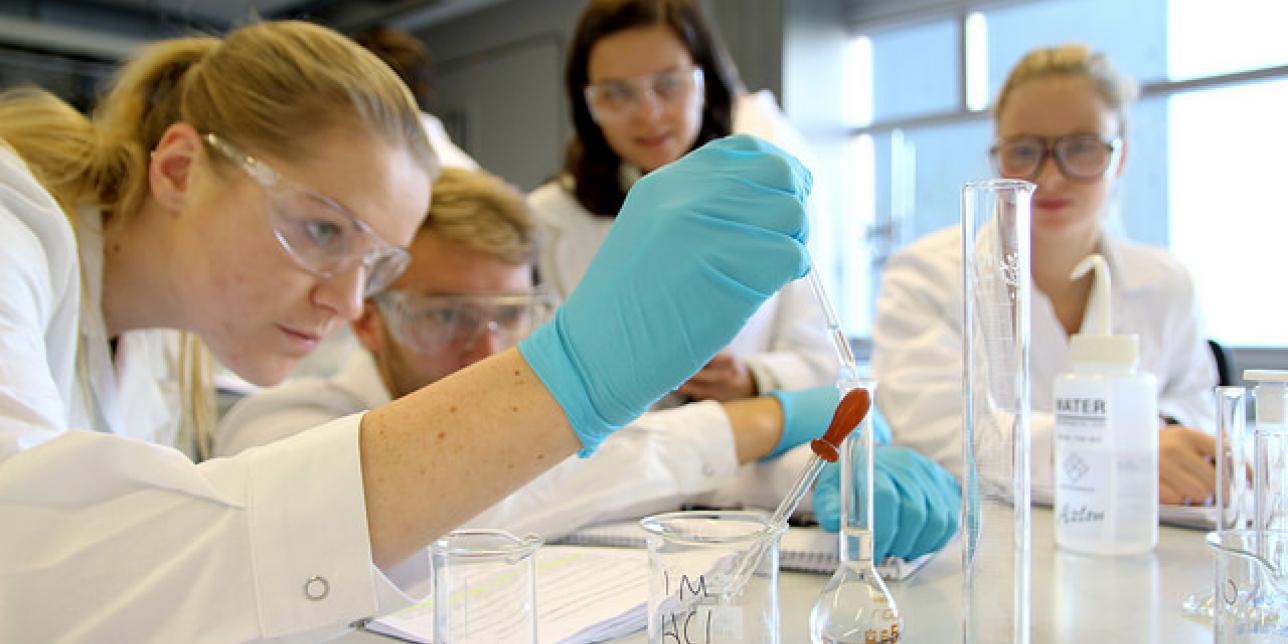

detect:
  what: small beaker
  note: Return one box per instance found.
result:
[430,528,542,644]
[1208,529,1288,642]
[641,510,788,644]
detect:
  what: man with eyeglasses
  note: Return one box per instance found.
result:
[214,166,824,519]
[217,166,960,574]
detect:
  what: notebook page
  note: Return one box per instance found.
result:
[366,546,648,644]
[554,522,934,580]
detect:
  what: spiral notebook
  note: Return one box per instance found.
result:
[554,522,932,581]
[365,546,648,644]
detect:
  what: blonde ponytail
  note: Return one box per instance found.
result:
[0,21,436,458]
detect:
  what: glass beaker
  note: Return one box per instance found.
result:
[1184,386,1249,618]
[641,510,787,644]
[961,179,1034,644]
[810,377,902,643]
[430,528,542,644]
[1208,529,1288,642]
[1249,372,1288,569]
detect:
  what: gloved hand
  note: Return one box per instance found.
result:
[813,445,960,562]
[519,135,812,455]
[765,386,839,460]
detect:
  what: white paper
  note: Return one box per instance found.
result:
[366,546,648,644]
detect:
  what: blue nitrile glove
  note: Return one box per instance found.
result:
[519,135,812,456]
[765,386,839,460]
[813,445,961,562]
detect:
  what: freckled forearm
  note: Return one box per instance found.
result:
[359,348,579,568]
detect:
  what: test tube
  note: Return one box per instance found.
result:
[961,179,1035,644]
[1215,386,1249,532]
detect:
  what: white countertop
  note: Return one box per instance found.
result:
[344,506,1216,643]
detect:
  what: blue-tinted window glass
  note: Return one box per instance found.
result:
[857,119,990,335]
[896,119,994,241]
[1113,96,1169,247]
[869,19,959,122]
[986,0,1167,100]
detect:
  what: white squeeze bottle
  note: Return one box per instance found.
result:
[1053,254,1159,555]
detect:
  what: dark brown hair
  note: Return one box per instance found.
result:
[354,25,435,110]
[562,0,741,217]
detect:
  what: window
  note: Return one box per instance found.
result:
[1168,79,1288,346]
[836,0,1288,347]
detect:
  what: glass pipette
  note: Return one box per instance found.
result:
[720,386,872,599]
[805,263,859,379]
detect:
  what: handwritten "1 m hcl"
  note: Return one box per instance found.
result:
[661,571,713,644]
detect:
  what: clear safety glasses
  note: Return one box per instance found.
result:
[373,289,558,355]
[204,133,411,297]
[989,133,1123,182]
[583,66,705,123]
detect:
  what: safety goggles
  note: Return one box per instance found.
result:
[204,133,411,297]
[583,66,705,123]
[989,133,1123,182]
[373,289,558,355]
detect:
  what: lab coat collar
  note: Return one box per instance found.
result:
[72,205,119,434]
[71,207,182,447]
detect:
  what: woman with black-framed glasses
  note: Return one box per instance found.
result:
[873,44,1220,512]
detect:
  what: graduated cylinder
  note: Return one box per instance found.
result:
[960,179,1034,644]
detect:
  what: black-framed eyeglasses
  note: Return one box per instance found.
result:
[583,66,705,123]
[989,133,1123,182]
[203,133,411,297]
[373,289,558,355]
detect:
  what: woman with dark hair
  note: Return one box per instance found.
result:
[530,0,961,565]
[532,0,834,403]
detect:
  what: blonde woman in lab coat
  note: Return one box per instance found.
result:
[530,0,835,401]
[0,21,813,642]
[872,44,1218,506]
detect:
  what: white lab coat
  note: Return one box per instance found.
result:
[222,350,746,529]
[0,148,413,642]
[871,226,1217,498]
[421,111,478,172]
[529,91,835,396]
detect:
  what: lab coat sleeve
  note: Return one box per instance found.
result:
[695,442,818,518]
[458,400,740,539]
[1156,266,1218,430]
[743,276,838,392]
[870,240,974,481]
[0,413,420,642]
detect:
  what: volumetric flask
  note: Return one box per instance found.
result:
[431,528,542,644]
[641,510,787,644]
[961,179,1034,644]
[810,377,902,643]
